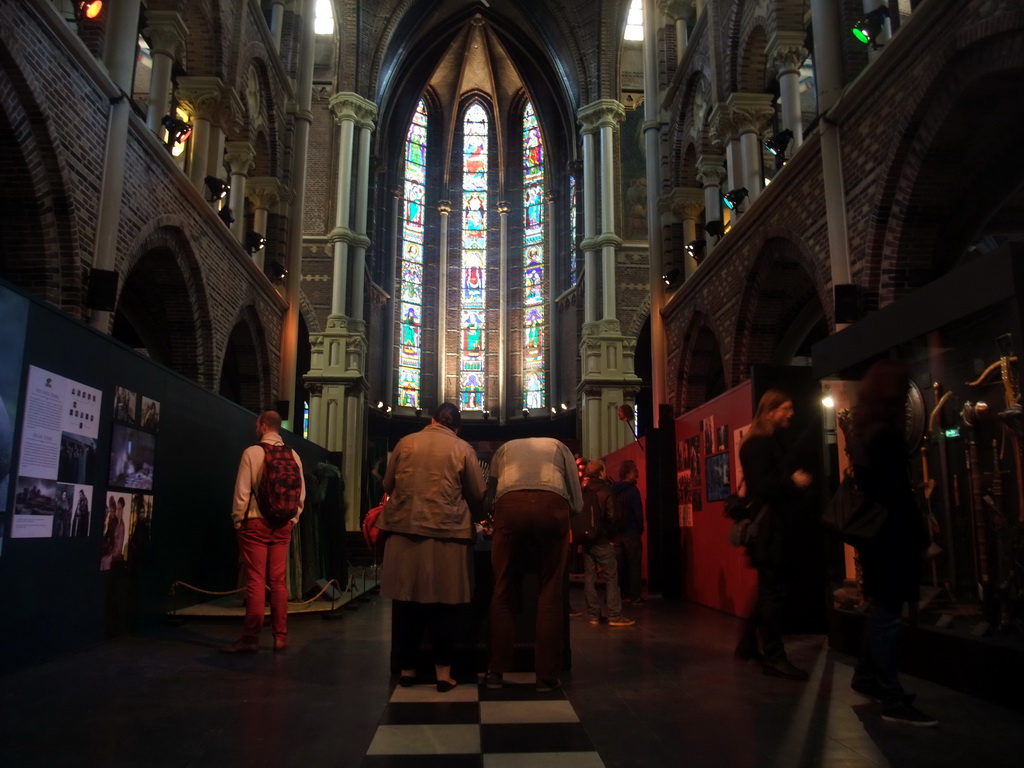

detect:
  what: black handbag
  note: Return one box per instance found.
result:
[821,470,887,546]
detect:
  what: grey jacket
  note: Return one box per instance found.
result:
[377,422,486,539]
[489,437,583,515]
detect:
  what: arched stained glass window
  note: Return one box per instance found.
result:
[569,172,578,288]
[459,103,489,410]
[397,100,427,408]
[522,101,546,409]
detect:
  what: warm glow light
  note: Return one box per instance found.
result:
[821,396,835,408]
[80,1,103,20]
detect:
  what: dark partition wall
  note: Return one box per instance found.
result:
[0,281,332,674]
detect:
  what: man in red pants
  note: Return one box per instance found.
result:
[221,411,305,653]
[484,438,583,692]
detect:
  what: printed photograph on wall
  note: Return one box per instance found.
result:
[108,424,156,490]
[688,435,702,486]
[127,492,153,561]
[12,367,102,538]
[706,452,732,502]
[140,397,160,431]
[715,424,729,453]
[99,492,130,571]
[701,417,715,455]
[113,386,137,424]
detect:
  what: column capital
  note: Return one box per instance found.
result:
[177,76,242,130]
[578,99,627,133]
[142,10,188,59]
[246,177,286,209]
[223,141,255,176]
[665,187,705,220]
[496,201,510,215]
[768,31,809,75]
[305,382,324,397]
[695,154,726,187]
[658,0,694,21]
[437,199,452,214]
[544,190,559,204]
[726,92,777,136]
[328,91,378,129]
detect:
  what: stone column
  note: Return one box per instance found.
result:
[769,33,809,150]
[177,77,227,194]
[328,95,356,317]
[350,104,378,323]
[727,93,775,206]
[811,0,844,113]
[142,11,188,136]
[579,121,599,325]
[497,201,510,417]
[669,188,705,278]
[306,382,323,444]
[576,100,639,459]
[224,142,255,242]
[89,0,141,332]
[659,0,691,62]
[246,178,284,270]
[696,154,726,251]
[545,190,559,403]
[269,0,286,51]
[437,200,451,402]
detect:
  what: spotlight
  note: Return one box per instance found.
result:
[268,260,288,281]
[482,409,490,420]
[385,405,393,414]
[704,220,725,238]
[821,396,835,409]
[522,407,530,418]
[662,265,683,290]
[77,1,103,19]
[217,206,234,227]
[161,115,192,144]
[851,6,889,49]
[560,402,568,411]
[764,129,793,161]
[415,407,423,417]
[685,239,707,264]
[244,230,266,254]
[551,407,558,415]
[377,401,384,409]
[205,176,230,202]
[723,188,748,210]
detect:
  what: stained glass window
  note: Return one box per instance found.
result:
[459,103,489,410]
[522,101,546,409]
[569,173,578,288]
[397,100,427,408]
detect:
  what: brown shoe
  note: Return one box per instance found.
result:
[273,639,289,652]
[220,640,259,654]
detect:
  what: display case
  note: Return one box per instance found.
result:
[813,243,1024,707]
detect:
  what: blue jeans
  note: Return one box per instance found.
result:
[854,596,906,706]
[583,542,622,620]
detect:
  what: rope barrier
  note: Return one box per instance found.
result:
[168,577,347,605]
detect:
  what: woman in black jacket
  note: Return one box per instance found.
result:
[848,360,936,726]
[736,389,812,680]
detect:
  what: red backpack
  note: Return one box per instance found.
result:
[254,443,302,526]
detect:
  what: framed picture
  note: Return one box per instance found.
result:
[705,452,731,502]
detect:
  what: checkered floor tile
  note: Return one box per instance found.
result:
[361,673,605,767]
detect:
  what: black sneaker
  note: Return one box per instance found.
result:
[762,659,809,681]
[851,680,916,705]
[484,672,503,689]
[881,703,938,727]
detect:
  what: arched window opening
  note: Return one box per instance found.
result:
[397,99,427,408]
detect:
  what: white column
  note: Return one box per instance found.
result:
[351,110,377,323]
[328,94,357,316]
[143,12,187,135]
[811,0,844,113]
[581,127,599,325]
[545,191,559,403]
[437,201,451,403]
[246,178,282,271]
[224,142,254,243]
[269,1,286,51]
[177,78,224,194]
[670,188,704,279]
[697,155,725,252]
[659,0,690,63]
[280,0,317,430]
[498,201,509,416]
[740,131,762,203]
[307,384,323,444]
[599,117,618,321]
[769,33,809,151]
[89,0,141,331]
[647,0,669,424]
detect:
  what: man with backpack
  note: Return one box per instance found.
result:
[579,460,635,627]
[222,410,305,653]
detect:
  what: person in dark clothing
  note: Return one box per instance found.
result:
[848,360,937,726]
[736,389,812,680]
[581,460,635,627]
[613,460,645,604]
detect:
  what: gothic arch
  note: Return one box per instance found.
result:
[115,219,216,388]
[676,310,727,412]
[219,305,274,412]
[870,23,1024,307]
[0,47,82,316]
[732,232,826,382]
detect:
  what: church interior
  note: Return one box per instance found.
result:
[2,0,1024,765]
